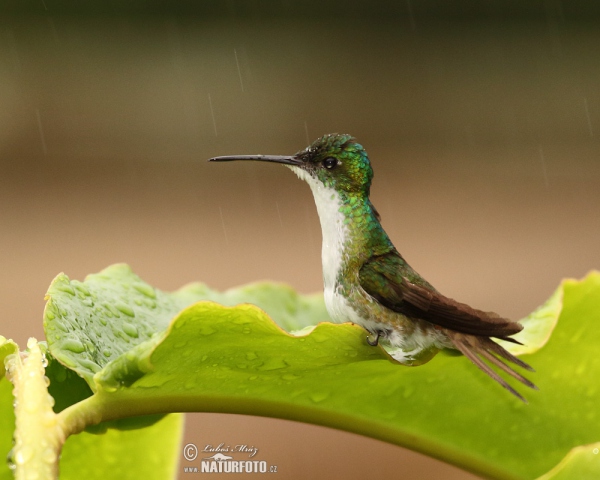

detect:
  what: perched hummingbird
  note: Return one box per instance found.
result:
[209,134,536,402]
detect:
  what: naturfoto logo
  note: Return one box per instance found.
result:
[182,443,278,474]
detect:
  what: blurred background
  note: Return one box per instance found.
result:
[1,1,599,478]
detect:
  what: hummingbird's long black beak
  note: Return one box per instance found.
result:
[208,155,302,166]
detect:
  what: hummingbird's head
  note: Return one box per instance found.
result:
[208,133,374,195]
[292,134,373,194]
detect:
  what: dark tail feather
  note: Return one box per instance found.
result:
[496,336,523,346]
[483,337,535,372]
[447,331,536,403]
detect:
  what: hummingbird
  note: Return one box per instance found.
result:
[209,134,536,402]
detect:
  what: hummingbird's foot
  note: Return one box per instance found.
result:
[366,330,382,347]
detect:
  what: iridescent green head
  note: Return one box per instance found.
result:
[208,133,374,196]
[293,134,373,194]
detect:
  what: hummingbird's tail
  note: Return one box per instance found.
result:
[446,331,537,403]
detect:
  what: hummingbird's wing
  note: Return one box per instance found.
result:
[359,251,536,401]
[358,252,522,339]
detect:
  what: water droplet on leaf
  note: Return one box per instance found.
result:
[60,338,86,354]
[133,283,157,298]
[122,322,139,338]
[116,303,135,317]
[309,392,329,403]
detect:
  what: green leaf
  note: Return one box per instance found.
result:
[0,336,18,380]
[536,442,600,480]
[45,266,600,479]
[44,264,329,388]
[43,265,190,386]
[60,413,183,480]
[45,355,93,414]
[0,378,15,480]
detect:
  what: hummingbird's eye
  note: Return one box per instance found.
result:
[322,157,338,170]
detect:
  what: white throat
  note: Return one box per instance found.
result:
[289,167,349,291]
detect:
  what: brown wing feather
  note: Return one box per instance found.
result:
[359,253,523,339]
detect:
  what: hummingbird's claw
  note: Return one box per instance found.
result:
[366,330,381,347]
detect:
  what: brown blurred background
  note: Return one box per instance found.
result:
[1,1,599,478]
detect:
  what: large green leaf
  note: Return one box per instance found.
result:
[41,267,599,479]
[60,413,183,480]
[43,264,329,388]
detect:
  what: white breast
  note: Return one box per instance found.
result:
[289,167,363,324]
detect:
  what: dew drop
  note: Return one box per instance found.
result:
[402,385,415,399]
[60,338,86,354]
[116,303,135,318]
[310,331,328,343]
[144,299,157,309]
[103,303,120,318]
[199,326,216,336]
[258,358,288,371]
[56,285,76,296]
[55,354,76,368]
[184,379,197,390]
[309,392,329,403]
[181,349,193,358]
[7,449,15,471]
[42,412,57,427]
[232,316,252,326]
[78,359,101,373]
[74,283,91,296]
[133,283,157,298]
[82,297,94,307]
[101,384,118,393]
[42,448,57,464]
[122,322,139,338]
[15,445,34,465]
